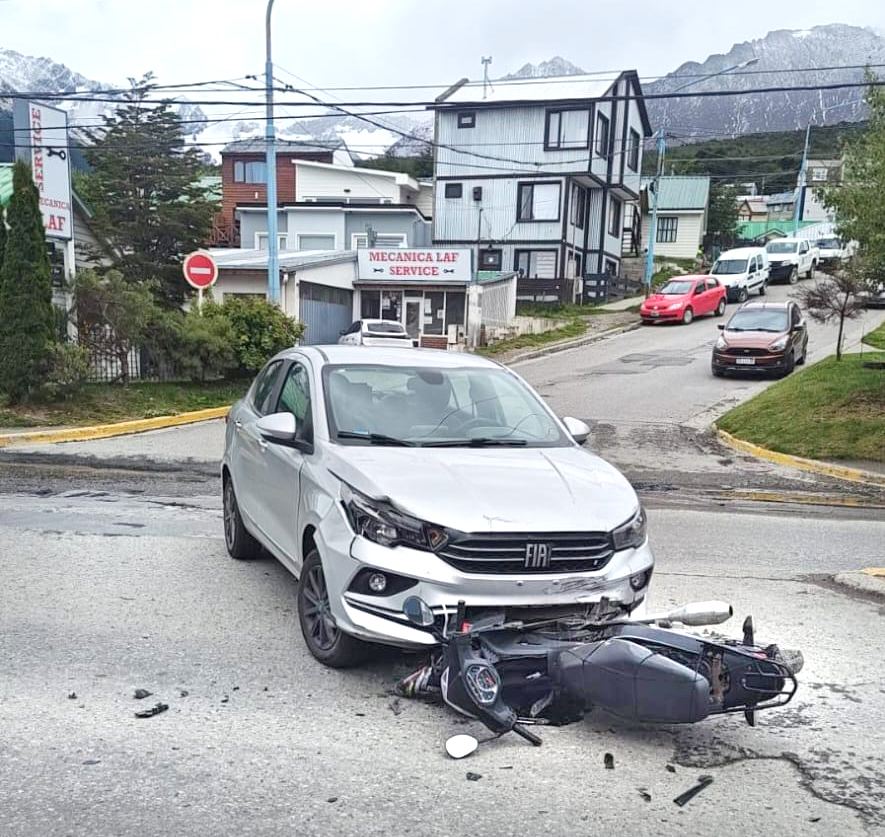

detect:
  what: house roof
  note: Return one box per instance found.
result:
[641,175,710,211]
[736,220,816,241]
[766,190,797,204]
[434,70,653,136]
[208,248,357,271]
[292,159,419,191]
[221,138,345,156]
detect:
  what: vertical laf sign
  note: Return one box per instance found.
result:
[13,100,73,240]
[182,251,219,310]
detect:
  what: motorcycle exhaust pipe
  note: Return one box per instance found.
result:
[625,601,734,627]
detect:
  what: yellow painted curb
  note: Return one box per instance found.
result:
[716,428,885,487]
[862,568,885,578]
[0,406,230,448]
[719,489,885,510]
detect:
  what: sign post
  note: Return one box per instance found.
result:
[182,251,219,311]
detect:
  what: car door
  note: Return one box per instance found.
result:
[258,359,315,565]
[234,359,286,531]
[789,303,807,357]
[799,241,809,271]
[747,256,760,289]
[706,278,723,310]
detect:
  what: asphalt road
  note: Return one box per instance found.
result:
[1,465,884,837]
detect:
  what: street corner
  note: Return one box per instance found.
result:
[833,568,885,600]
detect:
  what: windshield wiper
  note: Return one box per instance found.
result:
[421,437,529,448]
[336,431,416,447]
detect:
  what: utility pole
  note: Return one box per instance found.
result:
[265,0,280,304]
[793,123,811,236]
[475,206,483,275]
[643,129,666,296]
[481,57,493,99]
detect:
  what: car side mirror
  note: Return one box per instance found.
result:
[256,412,298,445]
[562,416,590,446]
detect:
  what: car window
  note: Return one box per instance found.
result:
[276,362,313,443]
[800,242,808,253]
[706,278,719,292]
[712,259,747,275]
[347,321,361,335]
[252,360,284,415]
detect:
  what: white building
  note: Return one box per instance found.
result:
[638,176,710,260]
[430,71,652,286]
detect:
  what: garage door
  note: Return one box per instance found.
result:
[299,282,353,345]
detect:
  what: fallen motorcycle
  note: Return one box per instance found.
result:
[396,597,802,748]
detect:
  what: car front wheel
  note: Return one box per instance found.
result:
[298,549,370,668]
[715,298,726,316]
[682,307,694,325]
[738,287,749,303]
[779,351,796,378]
[788,266,799,284]
[223,475,262,560]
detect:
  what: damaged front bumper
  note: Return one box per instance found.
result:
[322,531,654,648]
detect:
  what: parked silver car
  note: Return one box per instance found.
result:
[339,319,417,347]
[222,347,653,667]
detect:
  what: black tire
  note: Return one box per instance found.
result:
[796,342,807,365]
[682,306,694,325]
[298,549,370,668]
[714,298,726,317]
[779,351,795,378]
[223,475,262,560]
[758,282,766,296]
[738,287,749,303]
[788,266,799,285]
[806,262,816,280]
[712,364,725,378]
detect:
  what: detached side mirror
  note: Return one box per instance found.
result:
[256,412,298,445]
[562,416,590,446]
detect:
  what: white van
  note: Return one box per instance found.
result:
[710,247,770,302]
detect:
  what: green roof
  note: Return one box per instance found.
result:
[0,164,12,209]
[641,175,710,210]
[736,219,817,241]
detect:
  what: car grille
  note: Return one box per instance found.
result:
[438,532,614,574]
[720,347,775,357]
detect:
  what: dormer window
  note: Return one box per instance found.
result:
[545,108,590,150]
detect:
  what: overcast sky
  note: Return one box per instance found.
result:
[2,0,883,91]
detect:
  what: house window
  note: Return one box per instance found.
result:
[545,108,590,150]
[256,232,289,251]
[444,182,463,199]
[607,197,621,237]
[811,167,828,182]
[627,129,641,172]
[514,249,558,278]
[351,233,408,249]
[234,160,267,183]
[360,291,381,319]
[516,182,561,222]
[656,216,678,243]
[604,259,618,276]
[479,249,502,270]
[570,185,586,229]
[457,111,476,129]
[296,234,336,250]
[595,113,610,158]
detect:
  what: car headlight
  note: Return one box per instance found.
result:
[667,303,683,311]
[464,663,501,706]
[612,506,647,551]
[341,483,447,551]
[769,335,789,351]
[715,335,729,350]
[629,567,653,591]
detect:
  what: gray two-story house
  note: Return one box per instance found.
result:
[431,72,652,284]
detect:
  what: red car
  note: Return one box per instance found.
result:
[640,275,727,325]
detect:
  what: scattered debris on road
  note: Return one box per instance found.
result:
[604,753,615,770]
[466,772,482,782]
[673,775,714,807]
[388,697,403,716]
[67,692,77,700]
[82,759,101,766]
[638,788,652,802]
[179,689,189,698]
[134,702,169,719]
[133,688,152,700]
[327,797,338,803]
[666,764,677,773]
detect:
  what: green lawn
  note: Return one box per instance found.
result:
[477,319,588,357]
[863,321,885,351]
[717,353,885,463]
[516,302,624,319]
[0,380,247,429]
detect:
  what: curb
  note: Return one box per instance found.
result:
[506,321,642,365]
[716,428,885,487]
[833,569,885,599]
[0,406,230,448]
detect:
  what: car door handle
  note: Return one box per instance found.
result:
[258,438,269,452]
[234,419,243,431]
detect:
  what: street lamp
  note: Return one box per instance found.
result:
[265,0,280,304]
[643,57,760,294]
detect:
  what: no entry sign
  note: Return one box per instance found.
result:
[183,251,219,290]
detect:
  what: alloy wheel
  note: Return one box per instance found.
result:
[301,563,339,651]
[223,480,237,551]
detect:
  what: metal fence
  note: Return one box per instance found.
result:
[476,275,518,330]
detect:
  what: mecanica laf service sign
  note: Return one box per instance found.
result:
[13,100,73,240]
[357,248,472,282]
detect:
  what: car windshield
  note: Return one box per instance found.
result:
[726,309,790,333]
[323,364,567,447]
[766,241,798,254]
[658,280,694,295]
[712,259,747,275]
[816,238,841,249]
[364,322,406,335]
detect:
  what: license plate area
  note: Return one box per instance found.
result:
[735,357,756,366]
[650,311,660,318]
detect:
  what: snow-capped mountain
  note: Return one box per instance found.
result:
[503,57,587,79]
[643,24,884,136]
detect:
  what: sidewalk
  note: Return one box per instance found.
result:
[597,295,643,312]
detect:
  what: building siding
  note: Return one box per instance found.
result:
[295,164,402,202]
[641,210,705,259]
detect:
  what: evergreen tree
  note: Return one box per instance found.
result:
[0,204,6,267]
[80,75,219,307]
[0,161,55,402]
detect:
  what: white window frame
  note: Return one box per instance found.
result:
[350,232,407,249]
[255,232,289,251]
[294,232,338,250]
